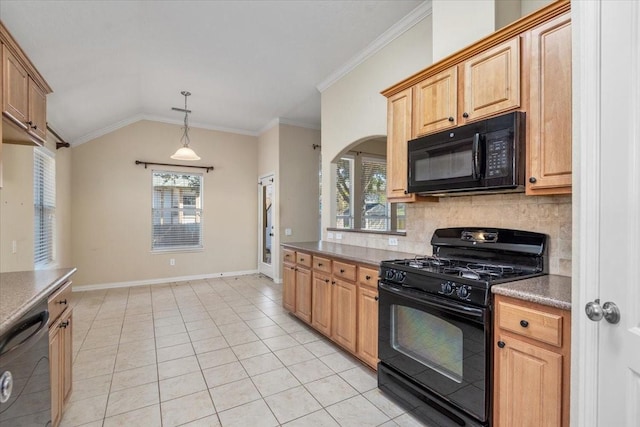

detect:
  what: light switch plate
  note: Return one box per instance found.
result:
[327,232,334,239]
[336,233,343,240]
[285,228,292,236]
[388,237,398,246]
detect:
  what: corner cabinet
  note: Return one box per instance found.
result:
[493,294,571,427]
[525,12,572,195]
[48,281,73,427]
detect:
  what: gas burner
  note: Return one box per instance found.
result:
[408,256,452,269]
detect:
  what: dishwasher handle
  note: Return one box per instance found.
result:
[0,310,49,366]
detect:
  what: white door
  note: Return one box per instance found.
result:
[573,1,640,426]
[258,174,275,279]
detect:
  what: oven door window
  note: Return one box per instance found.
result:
[391,305,463,383]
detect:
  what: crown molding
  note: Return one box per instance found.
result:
[316,0,432,93]
[258,117,321,135]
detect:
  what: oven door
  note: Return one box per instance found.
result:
[378,281,490,424]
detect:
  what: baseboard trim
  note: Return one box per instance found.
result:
[72,269,260,292]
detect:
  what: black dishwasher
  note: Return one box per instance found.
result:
[0,299,51,426]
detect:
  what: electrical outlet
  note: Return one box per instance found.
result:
[388,237,399,246]
[170,258,175,266]
[336,233,343,240]
[327,232,334,239]
[11,240,17,254]
[285,228,292,236]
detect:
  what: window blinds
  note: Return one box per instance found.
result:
[34,147,56,267]
[361,156,389,231]
[152,171,203,250]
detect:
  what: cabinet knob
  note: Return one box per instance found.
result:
[331,281,336,285]
[529,177,537,183]
[404,190,408,195]
[300,258,304,262]
[27,120,33,126]
[448,116,454,122]
[497,341,505,348]
[520,320,529,328]
[32,125,37,130]
[58,299,67,305]
[340,269,345,273]
[374,296,379,301]
[59,321,69,329]
[325,279,330,284]
[318,263,323,267]
[365,275,371,280]
[463,112,469,118]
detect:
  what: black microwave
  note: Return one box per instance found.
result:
[407,111,525,195]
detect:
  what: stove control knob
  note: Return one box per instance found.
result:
[441,282,454,295]
[457,286,470,299]
[385,269,395,280]
[395,271,406,282]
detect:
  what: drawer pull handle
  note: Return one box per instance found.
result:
[59,321,69,329]
[497,341,505,348]
[325,279,330,284]
[318,263,323,266]
[340,269,345,273]
[300,258,304,262]
[58,299,68,305]
[520,320,529,328]
[331,281,336,285]
[365,275,371,280]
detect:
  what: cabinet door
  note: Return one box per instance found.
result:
[494,335,563,427]
[282,263,296,312]
[526,13,572,194]
[462,37,520,122]
[2,46,29,129]
[311,272,332,336]
[331,278,357,353]
[62,310,73,404]
[386,88,415,202]
[295,267,312,323]
[413,67,458,136]
[49,326,62,427]
[28,77,47,142]
[356,285,378,368]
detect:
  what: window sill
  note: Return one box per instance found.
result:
[327,227,406,237]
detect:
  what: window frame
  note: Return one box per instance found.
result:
[151,170,204,252]
[34,146,56,268]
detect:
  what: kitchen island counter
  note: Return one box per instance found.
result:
[0,267,77,336]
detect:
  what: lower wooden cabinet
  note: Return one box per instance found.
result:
[331,277,357,353]
[493,294,570,427]
[282,247,380,369]
[294,266,312,323]
[48,281,73,427]
[356,282,379,368]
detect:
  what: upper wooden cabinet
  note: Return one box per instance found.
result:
[1,22,52,146]
[413,66,458,136]
[383,0,571,197]
[460,37,520,123]
[526,12,572,195]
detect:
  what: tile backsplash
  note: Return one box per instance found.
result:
[325,193,572,277]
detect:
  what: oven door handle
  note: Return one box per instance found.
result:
[379,282,486,319]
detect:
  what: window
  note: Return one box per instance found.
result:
[152,171,202,251]
[34,147,56,267]
[334,154,405,232]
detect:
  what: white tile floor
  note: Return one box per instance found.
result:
[63,274,429,427]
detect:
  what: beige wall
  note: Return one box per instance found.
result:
[70,120,258,287]
[0,139,73,272]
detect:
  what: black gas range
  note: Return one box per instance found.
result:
[377,227,547,427]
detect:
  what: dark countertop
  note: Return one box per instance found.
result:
[281,241,418,267]
[0,267,77,336]
[491,274,572,311]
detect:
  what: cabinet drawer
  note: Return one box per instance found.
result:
[48,281,72,325]
[333,261,357,282]
[358,267,379,288]
[283,249,296,264]
[296,252,312,268]
[497,301,563,347]
[313,256,332,273]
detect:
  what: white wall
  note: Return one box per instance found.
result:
[70,120,258,287]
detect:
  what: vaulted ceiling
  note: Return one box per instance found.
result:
[0,0,423,144]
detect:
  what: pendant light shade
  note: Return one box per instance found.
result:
[170,91,200,161]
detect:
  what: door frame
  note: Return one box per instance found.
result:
[573,1,640,425]
[258,173,277,280]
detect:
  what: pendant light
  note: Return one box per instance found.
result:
[171,91,201,161]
